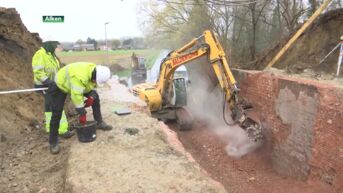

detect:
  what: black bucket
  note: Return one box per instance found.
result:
[75,121,97,143]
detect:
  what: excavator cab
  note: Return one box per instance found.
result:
[171,77,187,107]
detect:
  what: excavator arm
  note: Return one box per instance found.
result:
[133,30,263,141]
[157,32,238,103]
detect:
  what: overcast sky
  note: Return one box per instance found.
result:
[1,0,143,42]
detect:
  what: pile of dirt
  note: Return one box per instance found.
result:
[251,9,343,74]
[0,7,42,127]
[0,7,69,193]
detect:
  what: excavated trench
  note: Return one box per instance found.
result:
[163,69,343,193]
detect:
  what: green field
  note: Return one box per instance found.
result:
[58,49,157,57]
[57,49,161,69]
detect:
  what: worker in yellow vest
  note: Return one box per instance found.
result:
[48,62,112,154]
[32,41,74,138]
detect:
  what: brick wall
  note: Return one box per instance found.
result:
[232,69,343,191]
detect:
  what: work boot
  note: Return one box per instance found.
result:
[97,122,112,131]
[50,144,60,154]
[60,130,75,139]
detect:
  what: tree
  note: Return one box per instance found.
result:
[308,0,318,16]
[141,0,205,48]
[122,38,133,49]
[86,37,98,49]
[279,0,306,33]
[112,39,121,49]
[76,39,83,44]
[132,37,146,49]
[139,0,340,64]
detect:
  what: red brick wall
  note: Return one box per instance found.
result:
[232,69,343,191]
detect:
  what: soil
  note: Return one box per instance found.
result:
[0,8,71,193]
[63,78,227,193]
[250,9,343,74]
[0,125,71,193]
[169,121,334,193]
[265,67,343,88]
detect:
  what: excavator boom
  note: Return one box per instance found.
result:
[133,30,263,142]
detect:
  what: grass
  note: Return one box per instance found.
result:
[57,49,158,58]
[57,49,161,69]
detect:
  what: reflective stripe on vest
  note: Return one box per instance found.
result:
[65,66,84,93]
[33,65,44,70]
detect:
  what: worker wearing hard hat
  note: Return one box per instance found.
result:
[47,62,112,154]
[32,41,74,138]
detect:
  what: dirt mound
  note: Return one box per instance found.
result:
[0,7,69,193]
[0,7,42,125]
[252,9,343,74]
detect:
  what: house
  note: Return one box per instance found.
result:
[73,43,95,51]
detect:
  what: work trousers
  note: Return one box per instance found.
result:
[35,84,69,134]
[47,83,103,145]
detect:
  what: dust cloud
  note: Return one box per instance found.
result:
[185,56,261,158]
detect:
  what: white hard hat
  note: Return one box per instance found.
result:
[96,65,111,84]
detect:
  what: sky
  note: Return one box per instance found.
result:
[1,0,143,42]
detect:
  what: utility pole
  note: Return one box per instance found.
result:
[104,22,110,65]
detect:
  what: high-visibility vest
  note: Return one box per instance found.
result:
[32,47,60,85]
[55,62,97,108]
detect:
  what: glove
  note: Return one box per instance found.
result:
[42,80,55,94]
[42,79,54,87]
[76,107,87,125]
[79,114,87,125]
[84,96,94,108]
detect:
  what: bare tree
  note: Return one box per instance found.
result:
[279,0,307,33]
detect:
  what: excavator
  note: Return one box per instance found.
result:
[132,30,263,142]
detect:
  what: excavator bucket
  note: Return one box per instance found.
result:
[231,104,264,142]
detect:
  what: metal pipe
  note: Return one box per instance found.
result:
[0,87,48,95]
[336,42,343,76]
[319,42,340,65]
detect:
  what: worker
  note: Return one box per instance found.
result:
[32,41,74,138]
[47,62,113,154]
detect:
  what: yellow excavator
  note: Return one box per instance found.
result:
[132,30,263,142]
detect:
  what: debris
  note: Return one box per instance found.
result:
[114,108,131,115]
[327,119,333,124]
[37,188,48,193]
[112,104,132,115]
[0,133,6,142]
[118,77,129,86]
[124,127,140,135]
[248,177,256,182]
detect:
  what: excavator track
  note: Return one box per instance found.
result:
[175,108,193,131]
